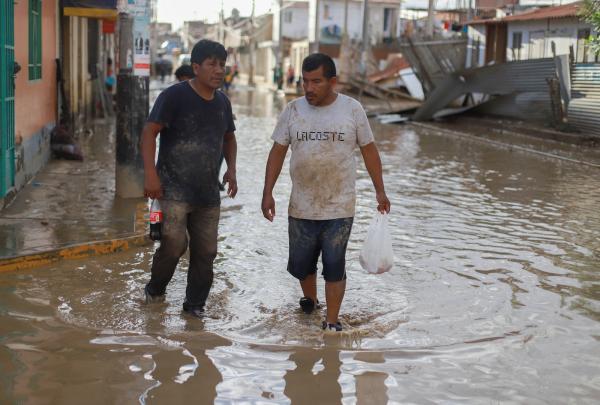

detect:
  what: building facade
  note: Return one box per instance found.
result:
[1,0,118,206]
[467,2,597,67]
[1,0,59,204]
[308,0,402,47]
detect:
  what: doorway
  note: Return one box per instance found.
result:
[0,0,16,197]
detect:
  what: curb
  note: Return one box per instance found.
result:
[0,234,152,273]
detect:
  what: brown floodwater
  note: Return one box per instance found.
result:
[1,88,599,403]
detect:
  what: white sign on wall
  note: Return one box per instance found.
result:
[129,0,150,76]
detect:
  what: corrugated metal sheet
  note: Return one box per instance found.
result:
[399,39,467,94]
[414,56,567,121]
[568,63,600,136]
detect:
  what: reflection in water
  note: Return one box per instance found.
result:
[356,371,389,405]
[354,352,388,405]
[0,89,599,402]
[141,334,230,404]
[284,348,342,404]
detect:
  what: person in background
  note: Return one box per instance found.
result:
[174,64,195,82]
[223,66,234,94]
[274,64,284,90]
[105,57,116,93]
[286,65,295,87]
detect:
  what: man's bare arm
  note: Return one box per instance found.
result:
[261,142,289,221]
[141,122,163,199]
[222,131,238,198]
[360,142,391,213]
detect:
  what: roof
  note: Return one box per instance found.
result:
[345,0,403,4]
[469,1,582,25]
[284,1,309,7]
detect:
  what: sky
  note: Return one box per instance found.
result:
[157,0,274,29]
[155,0,514,29]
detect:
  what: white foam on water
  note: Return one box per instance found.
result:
[90,335,158,346]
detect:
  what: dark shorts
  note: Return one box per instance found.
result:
[287,216,354,282]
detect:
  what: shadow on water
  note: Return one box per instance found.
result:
[1,88,600,403]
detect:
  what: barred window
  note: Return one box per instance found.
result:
[512,32,522,60]
[29,0,42,80]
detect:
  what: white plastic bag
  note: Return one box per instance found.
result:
[359,213,394,274]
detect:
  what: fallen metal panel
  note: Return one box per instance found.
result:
[399,39,468,94]
[432,105,481,119]
[413,56,568,122]
[568,63,600,136]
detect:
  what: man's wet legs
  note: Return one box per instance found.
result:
[300,273,317,304]
[147,200,189,297]
[184,206,220,311]
[325,280,346,324]
[321,217,352,326]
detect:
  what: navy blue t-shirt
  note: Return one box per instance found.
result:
[148,82,235,206]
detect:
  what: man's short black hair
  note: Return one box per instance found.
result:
[302,53,336,78]
[191,39,228,65]
[174,64,194,80]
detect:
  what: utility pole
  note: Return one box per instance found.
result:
[344,0,349,37]
[278,0,284,66]
[359,0,369,101]
[361,0,369,61]
[338,0,351,84]
[219,0,225,44]
[115,7,149,198]
[467,0,473,21]
[248,0,255,86]
[426,0,435,38]
[313,0,321,53]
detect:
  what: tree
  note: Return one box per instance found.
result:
[580,0,600,54]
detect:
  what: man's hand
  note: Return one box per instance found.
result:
[360,142,390,214]
[261,193,276,222]
[377,190,391,214]
[262,142,288,222]
[223,169,238,198]
[144,173,163,199]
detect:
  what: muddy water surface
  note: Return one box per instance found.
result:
[1,89,600,403]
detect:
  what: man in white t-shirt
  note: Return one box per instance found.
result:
[261,53,390,332]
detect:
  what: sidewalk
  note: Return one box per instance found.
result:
[410,114,600,168]
[0,119,149,271]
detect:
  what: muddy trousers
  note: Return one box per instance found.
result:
[147,200,220,309]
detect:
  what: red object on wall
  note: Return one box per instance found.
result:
[102,19,115,34]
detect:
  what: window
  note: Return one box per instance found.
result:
[384,8,391,32]
[512,32,522,60]
[284,10,293,23]
[472,38,480,67]
[577,28,591,63]
[29,0,42,80]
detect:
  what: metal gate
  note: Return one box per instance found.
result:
[0,0,15,197]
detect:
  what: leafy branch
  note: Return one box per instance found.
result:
[579,0,600,54]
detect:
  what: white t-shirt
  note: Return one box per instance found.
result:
[271,93,375,220]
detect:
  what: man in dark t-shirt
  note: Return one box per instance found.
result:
[141,40,238,317]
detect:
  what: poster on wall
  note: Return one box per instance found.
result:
[128,0,150,76]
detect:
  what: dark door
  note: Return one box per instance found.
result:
[495,23,507,63]
[485,24,496,64]
[0,0,15,197]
